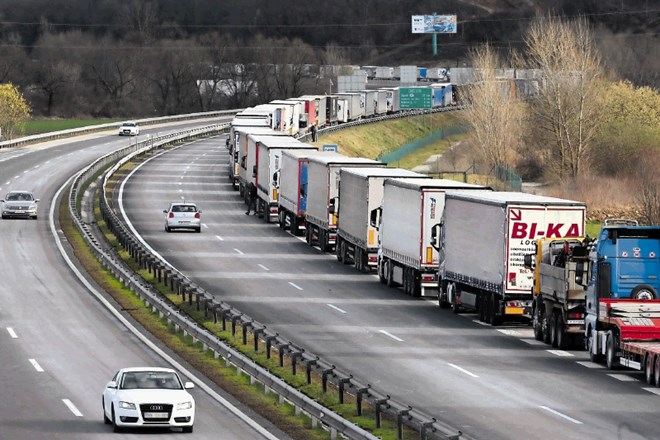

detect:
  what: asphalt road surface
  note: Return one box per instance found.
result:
[119,137,660,440]
[0,121,288,440]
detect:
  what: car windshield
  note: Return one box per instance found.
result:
[120,371,183,390]
[6,193,33,201]
[122,122,136,127]
[171,205,197,213]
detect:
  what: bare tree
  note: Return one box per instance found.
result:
[461,43,524,171]
[191,33,231,112]
[523,15,606,180]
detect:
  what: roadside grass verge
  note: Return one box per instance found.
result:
[26,118,120,134]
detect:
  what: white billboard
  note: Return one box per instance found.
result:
[412,15,457,34]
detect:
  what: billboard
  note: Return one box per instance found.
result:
[411,15,457,34]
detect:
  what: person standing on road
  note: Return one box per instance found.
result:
[245,182,257,215]
[311,123,318,142]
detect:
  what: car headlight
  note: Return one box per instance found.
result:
[119,401,136,410]
[176,401,193,410]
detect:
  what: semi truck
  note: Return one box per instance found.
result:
[278,150,335,235]
[436,191,586,325]
[305,154,384,252]
[255,137,316,223]
[335,93,365,121]
[231,126,278,192]
[336,168,428,272]
[378,179,489,297]
[239,131,291,199]
[525,236,592,349]
[583,220,660,382]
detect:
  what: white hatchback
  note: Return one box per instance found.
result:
[102,367,195,433]
[164,202,201,233]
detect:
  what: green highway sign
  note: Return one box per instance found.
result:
[399,87,432,109]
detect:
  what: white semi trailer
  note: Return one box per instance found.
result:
[378,179,489,297]
[336,168,428,272]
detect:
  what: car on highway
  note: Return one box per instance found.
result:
[102,367,195,433]
[1,191,39,219]
[118,121,140,136]
[164,202,202,232]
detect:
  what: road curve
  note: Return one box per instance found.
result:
[0,122,289,440]
[119,138,660,440]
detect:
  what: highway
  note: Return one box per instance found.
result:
[119,137,660,440]
[0,121,288,440]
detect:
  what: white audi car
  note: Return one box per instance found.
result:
[118,121,140,136]
[102,367,195,433]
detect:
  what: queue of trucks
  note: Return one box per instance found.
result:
[226,91,660,384]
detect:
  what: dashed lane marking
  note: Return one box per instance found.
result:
[607,374,638,382]
[539,406,583,424]
[29,359,44,372]
[233,248,244,255]
[576,361,603,369]
[447,363,479,378]
[6,327,18,338]
[289,282,303,291]
[216,235,224,241]
[258,264,270,271]
[642,388,660,396]
[62,399,83,417]
[327,304,347,314]
[546,350,574,357]
[379,330,403,342]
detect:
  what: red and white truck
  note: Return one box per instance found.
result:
[436,191,586,325]
[239,132,291,201]
[378,179,489,297]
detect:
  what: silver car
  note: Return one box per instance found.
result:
[164,202,201,233]
[1,191,39,219]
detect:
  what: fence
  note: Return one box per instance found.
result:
[493,164,522,191]
[377,125,469,165]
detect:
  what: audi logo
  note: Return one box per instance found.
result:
[150,405,163,411]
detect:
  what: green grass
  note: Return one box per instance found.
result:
[25,118,121,134]
[586,221,602,239]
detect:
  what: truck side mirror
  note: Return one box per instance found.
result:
[523,254,534,269]
[430,223,441,250]
[328,197,336,215]
[575,261,585,287]
[252,165,257,177]
[370,207,382,229]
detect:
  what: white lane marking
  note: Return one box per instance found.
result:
[546,350,574,357]
[289,282,303,291]
[447,363,479,378]
[258,264,269,271]
[216,235,224,241]
[33,165,39,169]
[521,339,546,346]
[233,248,244,255]
[642,388,660,396]
[497,329,522,336]
[472,319,490,326]
[379,330,404,342]
[29,359,44,372]
[327,304,347,314]
[576,361,603,369]
[202,223,208,229]
[180,176,184,179]
[62,399,83,417]
[14,175,20,178]
[539,406,583,424]
[6,327,18,338]
[23,170,29,174]
[4,181,9,185]
[607,374,638,382]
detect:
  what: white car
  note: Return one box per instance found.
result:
[164,202,202,233]
[118,121,139,136]
[1,190,39,219]
[102,367,195,433]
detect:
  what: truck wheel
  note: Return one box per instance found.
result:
[631,284,657,300]
[305,226,313,245]
[402,268,410,295]
[542,308,551,345]
[645,354,655,385]
[550,311,559,348]
[654,355,660,388]
[278,211,286,229]
[492,297,503,326]
[451,284,461,314]
[439,282,451,309]
[605,331,618,370]
[336,238,343,262]
[342,242,351,265]
[411,271,421,297]
[386,260,396,288]
[290,216,299,235]
[532,301,543,341]
[378,260,386,284]
[478,293,486,322]
[556,314,570,350]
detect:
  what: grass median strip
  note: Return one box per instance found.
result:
[61,160,411,440]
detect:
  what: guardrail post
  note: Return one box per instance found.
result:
[195,288,202,310]
[375,397,390,429]
[338,375,353,404]
[230,314,241,337]
[242,321,253,345]
[322,366,335,393]
[278,343,290,367]
[397,406,412,440]
[252,327,264,352]
[264,334,278,359]
[356,385,371,416]
[305,357,318,384]
[221,308,231,331]
[420,418,437,440]
[290,350,303,375]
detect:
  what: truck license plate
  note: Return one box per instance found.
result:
[505,307,524,315]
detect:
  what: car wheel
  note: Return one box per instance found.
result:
[112,406,122,433]
[165,225,170,232]
[183,426,193,433]
[103,398,111,425]
[195,227,201,233]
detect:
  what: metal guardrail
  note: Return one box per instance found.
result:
[68,112,469,440]
[0,109,241,149]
